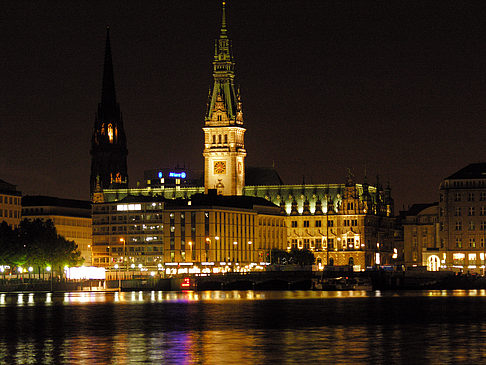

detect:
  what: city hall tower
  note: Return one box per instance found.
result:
[203,2,246,195]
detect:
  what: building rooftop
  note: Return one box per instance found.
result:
[403,203,438,217]
[245,166,284,186]
[0,179,20,195]
[22,196,91,210]
[446,163,486,180]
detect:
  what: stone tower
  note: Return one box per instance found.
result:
[90,28,128,199]
[203,2,246,195]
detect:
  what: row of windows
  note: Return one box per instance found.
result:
[443,192,486,202]
[0,210,20,219]
[455,237,486,248]
[0,196,20,205]
[212,133,228,144]
[58,231,91,239]
[454,221,486,231]
[291,220,335,228]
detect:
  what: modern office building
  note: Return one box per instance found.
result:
[0,179,22,229]
[22,196,92,265]
[91,191,286,268]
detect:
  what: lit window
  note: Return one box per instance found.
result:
[108,123,114,143]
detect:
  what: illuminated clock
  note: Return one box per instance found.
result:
[214,161,226,174]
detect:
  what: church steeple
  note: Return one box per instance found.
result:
[100,27,117,118]
[203,2,246,196]
[90,28,128,200]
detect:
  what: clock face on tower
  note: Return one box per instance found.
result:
[214,161,226,174]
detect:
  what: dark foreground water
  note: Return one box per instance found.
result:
[1,290,486,364]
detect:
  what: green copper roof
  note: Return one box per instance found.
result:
[206,2,240,122]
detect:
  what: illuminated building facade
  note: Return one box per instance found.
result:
[91,192,286,268]
[203,2,246,196]
[438,163,486,273]
[402,203,439,270]
[21,196,93,265]
[90,28,128,200]
[95,3,397,270]
[0,179,22,229]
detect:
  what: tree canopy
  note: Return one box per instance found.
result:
[270,248,315,266]
[0,219,82,268]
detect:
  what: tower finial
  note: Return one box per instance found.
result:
[221,2,227,32]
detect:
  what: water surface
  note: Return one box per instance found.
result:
[0,290,485,364]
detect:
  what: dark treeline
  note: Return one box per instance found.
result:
[270,248,315,266]
[0,219,82,270]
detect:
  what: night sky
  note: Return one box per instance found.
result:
[1,1,486,212]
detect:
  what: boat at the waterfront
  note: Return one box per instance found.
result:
[314,276,373,291]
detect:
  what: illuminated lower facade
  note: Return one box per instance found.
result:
[101,177,396,270]
[91,193,286,269]
[402,203,439,269]
[21,196,93,265]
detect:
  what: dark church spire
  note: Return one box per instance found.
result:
[90,28,128,200]
[101,27,117,118]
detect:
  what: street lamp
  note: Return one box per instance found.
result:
[46,266,52,292]
[188,241,194,261]
[114,263,120,291]
[215,236,220,262]
[205,237,210,261]
[233,241,238,263]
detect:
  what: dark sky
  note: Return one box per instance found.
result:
[1,1,486,212]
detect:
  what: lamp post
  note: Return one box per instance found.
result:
[248,241,252,263]
[46,266,52,292]
[119,238,127,280]
[215,236,220,262]
[205,237,210,262]
[114,264,120,291]
[233,241,238,263]
[188,241,193,261]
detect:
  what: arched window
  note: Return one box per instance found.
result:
[107,124,114,143]
[212,135,216,144]
[224,134,228,143]
[218,134,222,144]
[348,257,354,266]
[329,257,334,266]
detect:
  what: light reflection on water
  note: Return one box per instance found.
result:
[1,290,486,363]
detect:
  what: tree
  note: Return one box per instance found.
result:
[289,248,315,266]
[0,222,23,266]
[18,219,83,268]
[270,248,290,265]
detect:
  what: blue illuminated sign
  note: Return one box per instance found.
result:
[169,172,186,179]
[158,172,163,178]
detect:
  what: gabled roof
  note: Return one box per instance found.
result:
[446,163,486,180]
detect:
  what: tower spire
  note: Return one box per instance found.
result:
[90,28,128,199]
[221,1,227,35]
[100,26,117,120]
[203,3,246,196]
